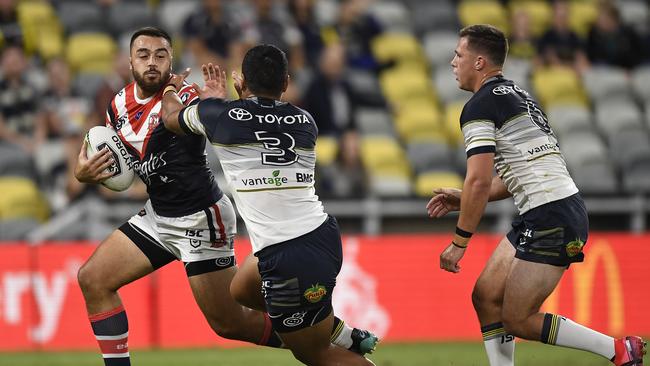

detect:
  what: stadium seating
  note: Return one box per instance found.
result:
[158,0,200,36]
[433,67,470,104]
[315,136,339,166]
[361,136,412,196]
[57,0,105,34]
[422,31,459,69]
[559,131,608,169]
[406,0,458,35]
[619,0,648,34]
[17,0,63,59]
[570,161,619,195]
[414,171,463,197]
[369,1,411,33]
[631,65,650,102]
[66,33,117,74]
[568,0,599,37]
[594,100,644,136]
[508,0,552,37]
[407,141,454,173]
[582,66,632,103]
[108,1,158,35]
[393,99,444,143]
[547,105,593,137]
[458,0,509,34]
[532,66,588,108]
[0,177,49,223]
[371,32,425,65]
[443,101,466,146]
[355,108,395,137]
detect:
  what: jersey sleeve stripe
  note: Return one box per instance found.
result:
[467,145,496,157]
[179,105,206,136]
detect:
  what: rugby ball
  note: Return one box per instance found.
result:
[85,126,135,191]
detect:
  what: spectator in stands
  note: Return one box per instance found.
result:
[239,0,305,72]
[288,0,324,69]
[0,46,45,158]
[41,58,90,139]
[509,9,536,60]
[91,51,131,124]
[536,0,589,72]
[586,2,642,70]
[182,0,239,71]
[303,43,365,198]
[328,0,382,71]
[235,0,306,102]
[0,0,22,47]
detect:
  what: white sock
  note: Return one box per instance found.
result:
[331,317,354,349]
[543,314,615,360]
[482,322,515,366]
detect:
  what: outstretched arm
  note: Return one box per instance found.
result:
[162,63,229,135]
[161,68,191,135]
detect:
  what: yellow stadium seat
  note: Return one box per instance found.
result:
[444,101,466,146]
[315,136,338,166]
[569,1,598,37]
[0,177,49,222]
[414,171,464,197]
[509,1,552,37]
[393,99,444,143]
[17,0,63,59]
[532,66,588,108]
[66,33,117,74]
[371,32,425,65]
[379,67,435,105]
[458,0,509,35]
[361,136,411,178]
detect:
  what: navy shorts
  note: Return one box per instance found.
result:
[507,193,588,267]
[256,215,342,332]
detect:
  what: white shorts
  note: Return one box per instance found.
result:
[124,194,236,264]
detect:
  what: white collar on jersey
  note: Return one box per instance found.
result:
[247,96,287,108]
[133,83,156,105]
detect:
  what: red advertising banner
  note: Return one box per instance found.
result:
[0,234,648,351]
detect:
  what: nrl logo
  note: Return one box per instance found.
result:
[304,284,327,303]
[566,239,585,257]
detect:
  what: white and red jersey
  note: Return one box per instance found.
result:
[105,82,222,217]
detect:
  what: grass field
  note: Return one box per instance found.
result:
[1,341,617,366]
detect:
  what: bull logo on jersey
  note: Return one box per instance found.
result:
[228,108,253,121]
[304,284,327,303]
[566,239,585,257]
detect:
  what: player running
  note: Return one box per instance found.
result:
[160,44,376,365]
[427,24,646,366]
[74,27,376,366]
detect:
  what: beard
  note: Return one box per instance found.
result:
[133,68,170,95]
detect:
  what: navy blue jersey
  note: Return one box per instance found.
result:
[179,97,328,253]
[106,82,222,217]
[459,76,578,214]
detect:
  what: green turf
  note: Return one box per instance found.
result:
[0,342,614,366]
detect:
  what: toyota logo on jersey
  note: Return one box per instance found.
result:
[228,108,253,121]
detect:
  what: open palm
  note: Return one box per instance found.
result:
[194,63,227,100]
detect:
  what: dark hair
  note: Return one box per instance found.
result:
[129,27,172,50]
[242,44,288,96]
[459,24,509,67]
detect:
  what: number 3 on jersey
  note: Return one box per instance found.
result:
[254,131,299,166]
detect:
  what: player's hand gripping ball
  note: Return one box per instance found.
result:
[85,126,135,191]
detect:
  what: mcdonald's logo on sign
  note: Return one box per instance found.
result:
[543,240,624,334]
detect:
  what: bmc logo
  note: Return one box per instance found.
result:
[228,108,253,121]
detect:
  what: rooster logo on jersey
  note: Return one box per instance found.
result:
[147,112,160,133]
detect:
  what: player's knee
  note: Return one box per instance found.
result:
[229,280,247,306]
[471,283,495,312]
[77,263,98,295]
[208,318,244,340]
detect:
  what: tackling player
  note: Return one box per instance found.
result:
[427,24,646,366]
[74,27,375,366]
[161,45,376,365]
